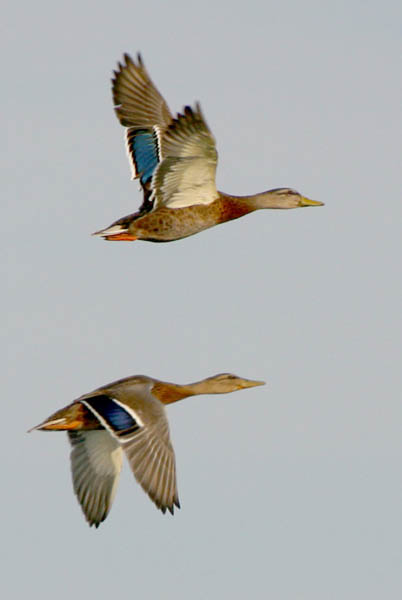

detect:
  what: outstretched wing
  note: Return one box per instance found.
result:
[151,103,218,210]
[68,430,123,527]
[119,415,179,514]
[81,393,180,515]
[112,54,172,189]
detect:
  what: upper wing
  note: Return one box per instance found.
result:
[112,54,172,187]
[81,393,180,515]
[68,430,123,527]
[113,53,172,130]
[151,104,219,209]
[119,415,179,514]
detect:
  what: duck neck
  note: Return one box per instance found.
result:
[241,190,290,209]
[219,190,286,216]
[181,376,236,396]
[152,378,225,404]
[151,381,196,405]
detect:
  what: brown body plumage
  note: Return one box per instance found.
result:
[100,191,320,242]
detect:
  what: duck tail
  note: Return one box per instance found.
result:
[92,224,137,241]
[28,403,89,432]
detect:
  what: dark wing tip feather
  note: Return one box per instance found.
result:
[120,52,143,70]
[123,52,133,66]
[112,53,137,88]
[111,63,123,90]
[155,499,180,515]
[183,103,203,119]
[167,106,193,132]
[164,497,181,515]
[163,103,206,144]
[83,508,108,530]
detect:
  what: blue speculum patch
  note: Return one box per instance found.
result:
[130,130,159,185]
[85,395,139,432]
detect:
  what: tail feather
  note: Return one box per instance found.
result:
[28,403,99,432]
[28,417,70,432]
[92,224,136,241]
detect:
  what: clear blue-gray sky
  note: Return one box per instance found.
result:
[3,1,402,598]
